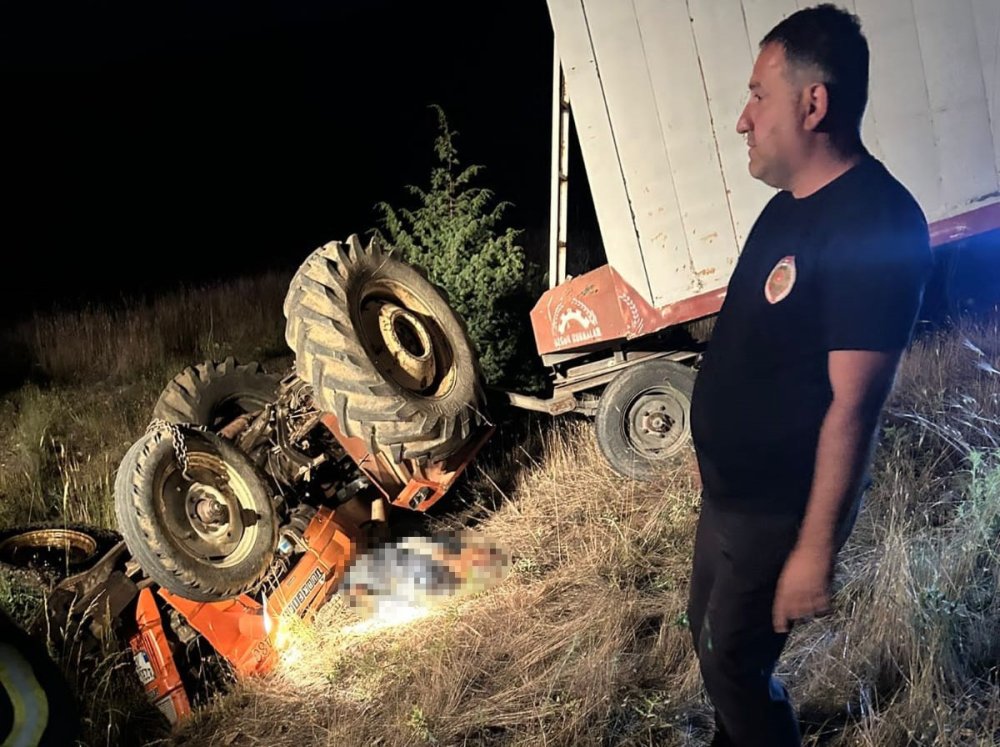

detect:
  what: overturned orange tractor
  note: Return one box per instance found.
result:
[111,234,494,721]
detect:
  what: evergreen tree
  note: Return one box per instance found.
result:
[376,106,542,387]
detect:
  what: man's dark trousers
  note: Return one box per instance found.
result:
[686,492,862,747]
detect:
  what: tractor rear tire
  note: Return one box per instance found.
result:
[283,234,485,463]
[595,359,696,482]
[151,357,280,431]
[114,428,277,602]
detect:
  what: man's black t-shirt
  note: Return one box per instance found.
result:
[689,154,932,515]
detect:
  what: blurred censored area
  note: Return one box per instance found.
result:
[340,533,511,621]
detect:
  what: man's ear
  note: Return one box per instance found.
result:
[802,82,829,132]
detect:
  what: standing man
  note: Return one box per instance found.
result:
[687,5,933,746]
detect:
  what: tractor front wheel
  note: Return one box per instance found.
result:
[114,428,277,602]
[151,357,280,432]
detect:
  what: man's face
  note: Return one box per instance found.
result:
[736,43,811,190]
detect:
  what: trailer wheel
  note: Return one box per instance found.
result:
[151,357,280,431]
[283,234,486,463]
[595,360,696,481]
[114,427,277,602]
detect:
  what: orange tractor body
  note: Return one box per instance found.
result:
[124,411,494,723]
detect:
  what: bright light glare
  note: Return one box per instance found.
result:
[262,592,273,636]
[275,628,304,667]
[270,611,312,668]
[340,601,433,636]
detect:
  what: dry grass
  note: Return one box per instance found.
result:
[0,273,295,745]
[0,277,998,746]
[170,320,1000,747]
[0,272,294,528]
[0,381,156,527]
[173,425,709,747]
[775,322,1000,746]
[2,270,293,387]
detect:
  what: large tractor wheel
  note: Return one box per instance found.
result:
[151,357,280,431]
[114,427,277,602]
[595,359,696,482]
[283,234,486,463]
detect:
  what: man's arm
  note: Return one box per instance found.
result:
[798,349,900,547]
[772,348,900,633]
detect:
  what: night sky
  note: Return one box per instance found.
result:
[2,1,555,319]
[3,1,996,323]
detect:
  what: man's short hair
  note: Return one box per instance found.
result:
[762,4,869,156]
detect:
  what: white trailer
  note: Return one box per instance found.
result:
[518,0,1000,479]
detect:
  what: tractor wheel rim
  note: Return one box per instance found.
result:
[157,449,261,569]
[0,529,99,567]
[377,303,436,390]
[357,278,457,398]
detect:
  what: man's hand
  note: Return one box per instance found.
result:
[772,543,834,633]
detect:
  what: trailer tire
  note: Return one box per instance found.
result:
[595,359,696,482]
[283,234,485,463]
[114,427,277,602]
[151,357,280,431]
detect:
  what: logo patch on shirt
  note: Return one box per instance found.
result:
[764,255,796,304]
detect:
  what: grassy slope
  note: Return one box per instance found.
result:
[0,278,998,746]
[0,271,294,529]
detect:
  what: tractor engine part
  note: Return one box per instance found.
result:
[154,506,357,677]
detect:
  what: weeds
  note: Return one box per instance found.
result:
[0,285,997,745]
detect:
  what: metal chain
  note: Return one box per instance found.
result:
[146,418,210,481]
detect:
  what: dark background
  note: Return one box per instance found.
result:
[2,1,556,319]
[1,0,995,323]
